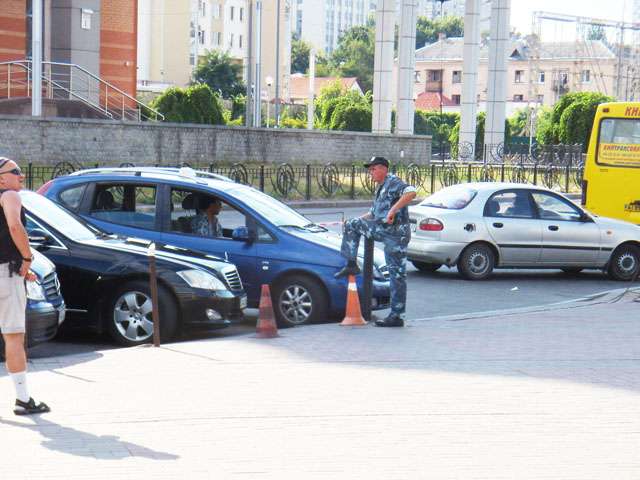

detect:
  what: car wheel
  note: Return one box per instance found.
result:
[561,267,583,275]
[608,244,640,281]
[272,274,328,327]
[411,261,442,273]
[457,243,495,280]
[106,280,178,346]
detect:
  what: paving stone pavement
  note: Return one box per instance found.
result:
[1,293,639,480]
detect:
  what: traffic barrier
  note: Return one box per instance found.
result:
[256,284,279,338]
[340,275,367,326]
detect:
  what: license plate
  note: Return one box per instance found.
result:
[57,305,66,325]
[239,295,247,309]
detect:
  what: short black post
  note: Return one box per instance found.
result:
[27,162,33,190]
[147,243,161,347]
[259,165,265,192]
[430,164,436,193]
[467,163,472,182]
[564,164,570,193]
[500,163,505,182]
[350,165,356,199]
[362,237,374,322]
[533,164,538,185]
[305,164,311,200]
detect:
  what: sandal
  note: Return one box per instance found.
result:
[14,397,51,415]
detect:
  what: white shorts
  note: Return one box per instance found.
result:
[0,263,26,335]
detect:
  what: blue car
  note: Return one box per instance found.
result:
[39,167,391,327]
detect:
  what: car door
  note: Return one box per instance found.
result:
[483,190,542,265]
[159,186,260,300]
[531,191,601,266]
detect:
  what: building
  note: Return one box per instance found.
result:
[415,0,490,33]
[292,0,375,54]
[0,0,138,102]
[396,37,617,114]
[288,74,362,104]
[137,0,248,94]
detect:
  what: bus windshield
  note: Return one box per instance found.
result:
[597,118,640,168]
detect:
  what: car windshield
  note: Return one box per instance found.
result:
[20,191,102,242]
[227,186,314,228]
[420,186,478,210]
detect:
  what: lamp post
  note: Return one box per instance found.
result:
[265,75,273,127]
[435,0,450,160]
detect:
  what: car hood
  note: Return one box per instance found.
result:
[594,215,640,232]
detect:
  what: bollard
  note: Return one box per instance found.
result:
[361,237,374,322]
[147,243,161,347]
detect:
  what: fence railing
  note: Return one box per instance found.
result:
[23,156,585,201]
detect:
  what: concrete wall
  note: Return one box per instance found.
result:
[0,115,432,165]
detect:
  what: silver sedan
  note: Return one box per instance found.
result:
[407,183,640,280]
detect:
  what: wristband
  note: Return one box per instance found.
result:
[23,257,32,262]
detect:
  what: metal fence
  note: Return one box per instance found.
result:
[21,143,585,201]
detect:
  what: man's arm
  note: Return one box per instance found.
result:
[0,191,34,278]
[386,189,417,224]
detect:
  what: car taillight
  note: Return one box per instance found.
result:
[37,180,53,195]
[419,218,444,231]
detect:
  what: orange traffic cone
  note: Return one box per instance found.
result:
[340,275,367,326]
[256,284,279,338]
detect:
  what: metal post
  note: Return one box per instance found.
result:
[307,48,315,130]
[259,164,265,191]
[430,164,435,193]
[362,237,374,322]
[467,163,472,182]
[274,0,281,127]
[305,164,311,200]
[31,0,43,116]
[27,163,33,190]
[533,164,538,185]
[253,0,263,128]
[147,243,161,347]
[564,164,570,193]
[350,165,356,199]
[500,163,505,182]
[7,64,11,98]
[245,0,254,127]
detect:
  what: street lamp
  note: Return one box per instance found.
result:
[265,75,274,128]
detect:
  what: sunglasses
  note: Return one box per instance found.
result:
[0,168,23,176]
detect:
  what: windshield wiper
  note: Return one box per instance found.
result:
[277,224,307,230]
[303,222,328,232]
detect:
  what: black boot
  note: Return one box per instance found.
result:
[334,261,361,279]
[375,313,404,327]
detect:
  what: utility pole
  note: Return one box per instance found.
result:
[245,0,254,127]
[307,48,315,130]
[31,0,43,117]
[253,0,263,128]
[274,0,281,127]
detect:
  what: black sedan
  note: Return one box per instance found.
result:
[21,191,247,346]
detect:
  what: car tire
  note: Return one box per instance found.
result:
[608,244,640,281]
[411,261,442,273]
[106,280,178,346]
[272,274,328,327]
[457,243,495,280]
[561,267,583,275]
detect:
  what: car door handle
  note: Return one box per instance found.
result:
[492,222,503,228]
[548,225,559,231]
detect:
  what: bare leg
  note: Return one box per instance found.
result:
[3,333,26,373]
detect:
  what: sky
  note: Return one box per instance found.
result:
[510,0,632,39]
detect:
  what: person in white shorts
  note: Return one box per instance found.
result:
[0,157,49,415]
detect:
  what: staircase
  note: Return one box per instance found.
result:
[0,60,164,122]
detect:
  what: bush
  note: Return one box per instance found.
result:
[314,81,371,131]
[151,84,224,125]
[280,117,308,129]
[329,102,372,131]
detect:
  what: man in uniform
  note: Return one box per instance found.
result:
[335,157,416,327]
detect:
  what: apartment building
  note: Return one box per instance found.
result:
[396,37,617,113]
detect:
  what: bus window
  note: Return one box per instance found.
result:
[596,118,640,168]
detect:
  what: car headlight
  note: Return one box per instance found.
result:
[177,269,227,290]
[26,281,46,301]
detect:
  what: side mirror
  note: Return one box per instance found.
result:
[28,229,53,245]
[232,226,254,243]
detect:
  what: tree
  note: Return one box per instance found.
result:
[291,37,312,74]
[587,25,607,42]
[191,50,244,99]
[314,81,371,132]
[151,84,225,125]
[414,110,459,148]
[415,15,464,49]
[330,23,375,92]
[329,100,372,132]
[558,92,613,148]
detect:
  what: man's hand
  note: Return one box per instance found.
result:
[385,208,397,224]
[25,270,36,282]
[19,260,32,279]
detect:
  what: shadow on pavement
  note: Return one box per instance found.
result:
[0,416,179,460]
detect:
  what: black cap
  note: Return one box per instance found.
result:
[363,156,389,169]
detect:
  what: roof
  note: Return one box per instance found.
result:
[415,91,457,110]
[414,37,616,62]
[288,75,362,99]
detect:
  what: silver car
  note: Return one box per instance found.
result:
[407,183,640,280]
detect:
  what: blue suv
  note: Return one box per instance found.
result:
[39,167,391,327]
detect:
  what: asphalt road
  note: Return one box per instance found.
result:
[29,204,629,358]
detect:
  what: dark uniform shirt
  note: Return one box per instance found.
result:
[369,174,417,227]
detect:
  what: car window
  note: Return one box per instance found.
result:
[168,188,273,242]
[420,185,477,210]
[58,184,86,211]
[485,191,534,218]
[89,184,157,230]
[531,192,582,221]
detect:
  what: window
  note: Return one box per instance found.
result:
[536,94,544,104]
[197,29,205,45]
[239,34,243,49]
[428,70,442,82]
[81,8,93,30]
[538,71,545,83]
[200,0,206,17]
[452,94,461,105]
[452,70,461,83]
[485,191,534,219]
[414,70,421,83]
[531,192,582,222]
[513,94,524,102]
[514,70,524,83]
[230,6,235,20]
[213,4,220,18]
[420,185,478,210]
[559,71,569,84]
[212,31,221,46]
[229,33,234,48]
[58,185,87,211]
[189,54,196,66]
[581,69,591,83]
[240,7,244,21]
[89,184,158,230]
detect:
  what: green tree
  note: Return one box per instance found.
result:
[291,37,311,74]
[534,106,554,146]
[330,23,375,92]
[587,25,607,42]
[191,50,244,99]
[329,98,372,131]
[314,81,371,131]
[414,110,459,148]
[416,15,464,49]
[151,84,224,125]
[558,92,613,148]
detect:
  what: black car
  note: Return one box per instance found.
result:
[0,249,65,353]
[21,191,247,346]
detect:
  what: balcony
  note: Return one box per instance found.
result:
[425,80,443,93]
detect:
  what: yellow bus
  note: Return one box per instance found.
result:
[583,102,640,224]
